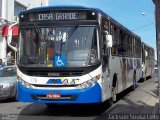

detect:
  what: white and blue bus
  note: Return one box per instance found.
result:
[14,6,143,104]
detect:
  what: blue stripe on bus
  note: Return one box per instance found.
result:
[17,82,102,104]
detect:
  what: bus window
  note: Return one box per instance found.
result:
[102,18,110,70]
[118,31,127,57]
[111,25,119,56]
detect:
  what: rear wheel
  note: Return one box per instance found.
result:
[144,68,147,81]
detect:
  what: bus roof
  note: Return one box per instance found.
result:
[20,5,140,40]
[142,42,154,50]
[29,5,92,11]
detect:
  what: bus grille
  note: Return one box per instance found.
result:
[26,70,85,77]
[32,84,79,87]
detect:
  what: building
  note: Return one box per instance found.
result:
[0,0,48,64]
[0,0,48,21]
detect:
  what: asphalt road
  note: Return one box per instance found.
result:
[0,73,159,120]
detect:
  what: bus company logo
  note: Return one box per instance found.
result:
[47,78,79,85]
[52,79,57,84]
[49,79,61,84]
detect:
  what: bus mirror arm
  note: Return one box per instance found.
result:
[145,50,148,57]
[7,22,18,52]
[106,34,113,48]
[103,31,112,48]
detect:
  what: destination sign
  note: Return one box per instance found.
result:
[39,12,78,20]
[20,10,97,22]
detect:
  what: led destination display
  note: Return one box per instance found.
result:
[20,10,97,22]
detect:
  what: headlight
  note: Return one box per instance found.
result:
[17,76,32,88]
[77,74,101,89]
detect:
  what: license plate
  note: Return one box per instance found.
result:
[46,93,61,99]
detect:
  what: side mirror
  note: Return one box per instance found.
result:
[106,34,113,48]
[145,51,148,57]
[7,22,18,52]
[8,29,12,44]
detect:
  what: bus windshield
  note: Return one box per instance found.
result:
[18,25,99,68]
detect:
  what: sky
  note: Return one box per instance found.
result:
[49,0,156,59]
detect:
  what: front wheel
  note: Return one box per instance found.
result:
[109,86,117,105]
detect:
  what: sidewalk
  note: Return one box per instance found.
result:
[95,73,159,120]
[103,72,159,115]
[152,72,159,115]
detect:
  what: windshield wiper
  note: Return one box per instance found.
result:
[59,23,79,56]
[66,23,79,40]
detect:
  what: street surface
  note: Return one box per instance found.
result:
[0,73,159,120]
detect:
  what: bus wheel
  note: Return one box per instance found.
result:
[144,68,147,81]
[109,86,117,105]
[110,74,117,104]
[132,70,137,90]
[112,87,117,102]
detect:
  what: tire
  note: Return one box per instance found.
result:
[112,87,117,102]
[110,74,117,103]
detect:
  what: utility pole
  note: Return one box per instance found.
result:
[153,0,160,115]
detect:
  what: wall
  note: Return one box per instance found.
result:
[16,0,48,9]
[0,0,48,62]
[1,0,48,21]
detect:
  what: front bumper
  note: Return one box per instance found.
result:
[17,82,102,104]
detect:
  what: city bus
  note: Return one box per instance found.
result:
[13,6,143,104]
[141,42,155,80]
